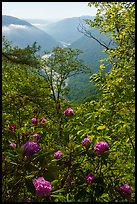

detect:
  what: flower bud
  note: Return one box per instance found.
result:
[9,124,16,131]
[40,117,46,123]
[54,150,62,158]
[64,107,73,116]
[31,118,38,125]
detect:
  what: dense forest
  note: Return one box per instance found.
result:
[2,2,135,202]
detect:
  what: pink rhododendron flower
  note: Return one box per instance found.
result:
[81,137,91,146]
[85,173,95,184]
[33,177,52,197]
[54,150,62,158]
[9,142,16,147]
[119,184,131,198]
[23,141,40,156]
[9,124,16,131]
[31,118,38,125]
[64,107,74,116]
[94,141,109,154]
[40,117,46,123]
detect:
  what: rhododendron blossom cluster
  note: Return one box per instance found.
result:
[119,184,131,198]
[33,177,52,197]
[23,141,40,156]
[94,141,109,154]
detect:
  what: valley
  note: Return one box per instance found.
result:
[2,15,111,103]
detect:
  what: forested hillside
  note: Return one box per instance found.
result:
[67,28,112,103]
[2,2,135,202]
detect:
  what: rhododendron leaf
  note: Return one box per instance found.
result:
[9,161,18,166]
[77,130,84,135]
[51,180,58,186]
[97,125,106,130]
[25,175,35,179]
[51,194,65,199]
[6,152,18,158]
[52,188,65,194]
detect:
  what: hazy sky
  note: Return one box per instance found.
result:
[2,2,97,20]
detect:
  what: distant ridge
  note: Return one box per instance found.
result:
[2,15,62,55]
[2,15,33,27]
[42,16,95,43]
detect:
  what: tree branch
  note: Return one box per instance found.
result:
[2,52,38,66]
[77,23,113,51]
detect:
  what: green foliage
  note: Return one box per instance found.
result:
[2,2,135,202]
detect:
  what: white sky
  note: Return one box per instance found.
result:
[2,2,97,20]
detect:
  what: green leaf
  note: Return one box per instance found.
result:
[51,194,65,199]
[100,64,105,70]
[9,161,18,166]
[51,179,58,186]
[52,188,64,194]
[97,125,106,130]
